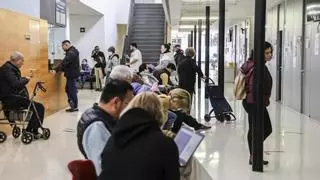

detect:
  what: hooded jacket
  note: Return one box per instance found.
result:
[99,108,180,180]
[241,59,273,106]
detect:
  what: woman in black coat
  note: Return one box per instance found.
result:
[177,47,204,101]
[99,92,180,180]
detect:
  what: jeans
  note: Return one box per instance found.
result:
[3,95,44,133]
[66,78,78,109]
[242,100,272,155]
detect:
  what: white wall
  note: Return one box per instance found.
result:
[70,14,105,68]
[0,0,40,17]
[116,0,131,24]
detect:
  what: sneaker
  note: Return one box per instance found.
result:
[66,108,79,112]
[195,124,211,131]
[33,132,44,140]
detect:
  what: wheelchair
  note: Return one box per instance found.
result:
[0,81,51,144]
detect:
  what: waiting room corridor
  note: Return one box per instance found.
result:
[1,85,320,180]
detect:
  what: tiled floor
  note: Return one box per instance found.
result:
[1,85,320,180]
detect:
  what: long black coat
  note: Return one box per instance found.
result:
[178,57,204,94]
[99,108,180,180]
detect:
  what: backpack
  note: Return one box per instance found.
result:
[234,70,246,100]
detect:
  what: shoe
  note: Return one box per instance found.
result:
[65,108,79,112]
[33,132,44,140]
[249,158,269,165]
[195,124,211,131]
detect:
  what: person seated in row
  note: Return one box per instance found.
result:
[0,51,45,139]
[99,92,180,180]
[106,65,133,84]
[77,79,134,175]
[79,59,91,88]
[168,88,211,133]
[153,63,176,87]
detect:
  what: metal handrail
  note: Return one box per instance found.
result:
[121,0,135,64]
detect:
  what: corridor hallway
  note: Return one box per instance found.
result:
[1,85,320,180]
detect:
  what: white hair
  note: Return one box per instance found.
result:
[10,51,24,61]
[109,65,133,82]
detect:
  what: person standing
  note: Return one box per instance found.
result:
[158,43,175,69]
[127,43,142,73]
[55,40,80,112]
[173,44,185,67]
[105,46,119,78]
[177,47,203,102]
[91,46,106,91]
[241,42,273,165]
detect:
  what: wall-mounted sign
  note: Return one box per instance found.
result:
[55,0,66,27]
[80,27,86,33]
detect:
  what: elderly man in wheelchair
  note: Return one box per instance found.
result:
[0,51,50,144]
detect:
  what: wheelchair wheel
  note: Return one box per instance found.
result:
[0,132,7,143]
[42,128,51,140]
[204,114,211,122]
[21,132,33,144]
[12,125,21,139]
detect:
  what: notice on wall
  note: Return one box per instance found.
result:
[315,33,320,56]
[55,0,66,27]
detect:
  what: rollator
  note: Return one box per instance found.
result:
[0,81,51,144]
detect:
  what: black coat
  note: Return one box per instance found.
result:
[178,57,204,94]
[174,50,185,67]
[91,51,106,68]
[99,108,180,180]
[0,61,29,99]
[56,46,80,79]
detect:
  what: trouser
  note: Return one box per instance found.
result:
[3,96,44,133]
[242,100,272,155]
[66,78,78,109]
[94,67,104,89]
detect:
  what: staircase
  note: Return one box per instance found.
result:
[129,3,165,64]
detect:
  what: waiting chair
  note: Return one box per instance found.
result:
[68,160,97,180]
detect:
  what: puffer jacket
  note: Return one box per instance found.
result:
[241,59,273,106]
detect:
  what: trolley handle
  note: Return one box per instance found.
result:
[201,76,215,85]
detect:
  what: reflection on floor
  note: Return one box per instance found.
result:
[1,85,320,180]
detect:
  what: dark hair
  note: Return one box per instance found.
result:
[130,43,138,48]
[82,59,88,63]
[249,41,273,60]
[139,63,148,73]
[167,63,176,71]
[174,44,181,48]
[62,40,71,44]
[162,43,171,53]
[100,79,133,104]
[108,46,115,53]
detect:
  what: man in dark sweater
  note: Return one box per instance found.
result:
[91,46,106,91]
[54,40,80,112]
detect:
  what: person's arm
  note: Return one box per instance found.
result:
[192,61,204,77]
[82,121,111,175]
[3,68,29,89]
[163,138,180,180]
[160,73,169,86]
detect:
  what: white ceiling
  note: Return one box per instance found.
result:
[67,0,102,16]
[170,0,284,30]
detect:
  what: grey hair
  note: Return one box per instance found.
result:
[109,65,133,82]
[10,51,24,61]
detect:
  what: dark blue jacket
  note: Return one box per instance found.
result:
[56,46,80,79]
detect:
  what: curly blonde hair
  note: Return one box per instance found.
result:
[121,92,164,124]
[168,88,191,113]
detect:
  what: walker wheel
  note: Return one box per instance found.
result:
[21,132,33,144]
[12,125,21,138]
[43,128,51,140]
[204,114,211,122]
[0,132,7,143]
